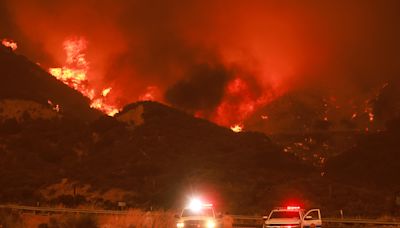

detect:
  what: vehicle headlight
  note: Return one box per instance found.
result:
[176,222,184,228]
[206,220,216,228]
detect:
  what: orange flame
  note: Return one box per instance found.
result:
[90,98,119,116]
[1,38,18,51]
[368,112,374,122]
[214,77,271,127]
[47,100,60,112]
[102,87,112,97]
[138,86,159,101]
[230,124,243,133]
[48,37,119,116]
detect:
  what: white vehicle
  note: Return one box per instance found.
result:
[175,199,221,228]
[263,206,322,228]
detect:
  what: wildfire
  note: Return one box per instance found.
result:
[90,98,119,116]
[48,37,119,116]
[138,86,159,101]
[230,124,243,133]
[102,87,112,97]
[47,100,60,112]
[214,77,271,127]
[368,112,374,122]
[1,38,18,51]
[363,103,374,123]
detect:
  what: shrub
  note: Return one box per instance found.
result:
[48,214,98,228]
[0,209,24,228]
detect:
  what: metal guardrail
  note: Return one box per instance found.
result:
[231,215,263,227]
[323,218,400,226]
[0,204,128,215]
[1,205,400,226]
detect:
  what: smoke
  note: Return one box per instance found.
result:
[1,0,400,128]
[165,63,231,112]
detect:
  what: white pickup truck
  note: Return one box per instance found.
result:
[175,199,221,228]
[263,206,322,228]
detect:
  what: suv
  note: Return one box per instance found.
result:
[175,200,220,228]
[263,206,322,228]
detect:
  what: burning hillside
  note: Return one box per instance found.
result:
[1,38,17,51]
[0,42,100,121]
[48,37,120,116]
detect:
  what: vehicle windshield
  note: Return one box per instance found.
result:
[181,208,214,217]
[270,211,300,219]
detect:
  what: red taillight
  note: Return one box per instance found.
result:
[287,206,300,210]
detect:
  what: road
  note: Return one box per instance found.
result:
[1,204,400,227]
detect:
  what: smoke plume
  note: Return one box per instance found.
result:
[1,0,400,129]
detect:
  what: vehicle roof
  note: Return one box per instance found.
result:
[272,207,304,211]
[269,207,305,216]
[182,206,214,210]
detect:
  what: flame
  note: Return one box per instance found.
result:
[214,78,271,127]
[368,112,374,122]
[138,86,159,101]
[102,87,112,97]
[230,124,243,132]
[90,98,119,116]
[1,38,18,51]
[48,37,120,116]
[47,100,60,112]
[363,102,374,123]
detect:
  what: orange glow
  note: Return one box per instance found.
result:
[48,37,120,116]
[1,38,18,51]
[90,98,119,116]
[4,1,396,135]
[102,87,112,97]
[230,124,243,133]
[214,77,272,127]
[138,86,159,101]
[368,112,374,122]
[194,111,204,118]
[47,100,60,112]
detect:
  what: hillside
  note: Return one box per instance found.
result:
[1,45,399,216]
[326,117,400,190]
[0,45,100,121]
[245,82,400,167]
[0,100,312,212]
